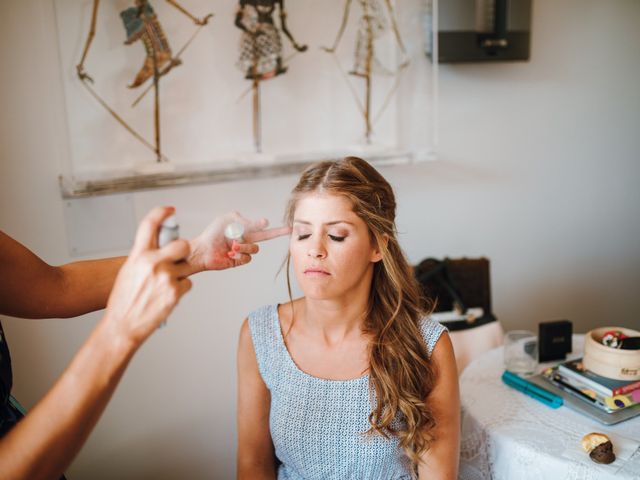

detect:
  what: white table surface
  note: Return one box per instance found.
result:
[459,335,640,480]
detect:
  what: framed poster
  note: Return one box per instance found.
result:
[54,0,437,197]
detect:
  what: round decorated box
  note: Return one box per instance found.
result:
[583,327,640,381]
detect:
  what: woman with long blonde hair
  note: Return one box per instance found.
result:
[237,157,460,479]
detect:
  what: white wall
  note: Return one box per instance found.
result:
[1,0,639,478]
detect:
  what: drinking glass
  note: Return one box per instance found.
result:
[504,330,538,375]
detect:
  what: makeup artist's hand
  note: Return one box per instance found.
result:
[104,207,192,346]
[0,208,192,480]
[188,211,290,273]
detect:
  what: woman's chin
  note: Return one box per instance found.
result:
[301,286,336,301]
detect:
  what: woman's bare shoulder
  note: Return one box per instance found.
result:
[276,298,304,333]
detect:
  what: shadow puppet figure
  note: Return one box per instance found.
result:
[234,0,307,152]
[323,0,409,144]
[76,0,212,163]
[235,0,307,80]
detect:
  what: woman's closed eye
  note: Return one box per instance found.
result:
[296,234,346,242]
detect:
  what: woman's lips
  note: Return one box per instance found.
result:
[304,268,330,276]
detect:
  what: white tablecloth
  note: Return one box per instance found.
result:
[459,336,640,480]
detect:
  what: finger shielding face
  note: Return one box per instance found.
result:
[245,225,291,243]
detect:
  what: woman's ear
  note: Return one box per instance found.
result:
[370,234,388,263]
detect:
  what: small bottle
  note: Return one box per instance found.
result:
[157,214,179,329]
[158,215,179,247]
[224,222,245,260]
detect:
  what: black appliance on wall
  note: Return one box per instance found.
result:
[427,0,532,63]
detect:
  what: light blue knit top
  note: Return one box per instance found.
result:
[248,304,447,480]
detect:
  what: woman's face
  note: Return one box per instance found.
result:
[290,192,382,301]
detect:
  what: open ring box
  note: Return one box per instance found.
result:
[583,327,640,380]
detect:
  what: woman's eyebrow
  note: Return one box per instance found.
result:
[293,220,354,226]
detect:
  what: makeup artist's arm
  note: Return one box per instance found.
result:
[0,207,192,480]
[0,213,288,319]
[0,230,125,319]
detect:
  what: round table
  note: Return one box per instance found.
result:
[459,335,640,480]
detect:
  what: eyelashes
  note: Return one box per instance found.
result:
[295,234,346,242]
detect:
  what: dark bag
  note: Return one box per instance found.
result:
[414,257,497,332]
[414,258,503,372]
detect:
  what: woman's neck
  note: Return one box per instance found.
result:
[298,294,369,346]
[287,265,375,346]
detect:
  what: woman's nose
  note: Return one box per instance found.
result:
[307,238,327,258]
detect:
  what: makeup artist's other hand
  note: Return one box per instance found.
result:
[188,211,290,272]
[104,207,192,347]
